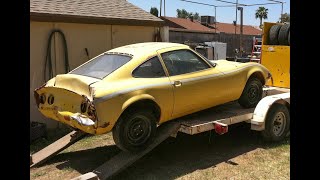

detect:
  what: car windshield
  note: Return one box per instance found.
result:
[69,54,132,79]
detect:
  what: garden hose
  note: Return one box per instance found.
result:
[44,29,70,82]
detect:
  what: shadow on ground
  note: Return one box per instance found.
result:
[38,123,289,179]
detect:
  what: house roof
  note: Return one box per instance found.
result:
[30,0,164,26]
[161,17,217,33]
[161,16,262,35]
[214,22,262,35]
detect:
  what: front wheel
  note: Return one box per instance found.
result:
[238,77,263,108]
[262,103,290,142]
[112,110,157,152]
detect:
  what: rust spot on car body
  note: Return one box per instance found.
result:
[100,122,110,128]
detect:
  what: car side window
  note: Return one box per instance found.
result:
[161,50,210,76]
[132,56,166,78]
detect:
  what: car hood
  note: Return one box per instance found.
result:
[43,74,100,100]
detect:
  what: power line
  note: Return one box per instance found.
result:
[244,2,284,7]
[214,0,246,6]
[267,0,284,3]
[179,0,284,8]
[180,0,216,7]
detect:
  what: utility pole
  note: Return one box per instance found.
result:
[164,0,166,16]
[215,6,217,33]
[281,2,283,22]
[235,0,238,35]
[160,0,162,17]
[238,7,243,57]
[234,0,238,57]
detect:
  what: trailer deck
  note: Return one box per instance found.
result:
[30,87,290,180]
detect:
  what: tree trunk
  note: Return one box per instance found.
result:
[260,18,262,26]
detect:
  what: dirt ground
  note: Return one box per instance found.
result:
[30,123,290,180]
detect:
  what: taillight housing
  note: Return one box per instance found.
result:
[39,94,46,104]
[80,102,87,113]
[47,95,54,105]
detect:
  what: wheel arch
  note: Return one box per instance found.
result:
[251,92,290,131]
[247,69,266,85]
[121,94,161,123]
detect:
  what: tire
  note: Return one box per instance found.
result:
[238,77,263,108]
[261,103,290,142]
[278,24,290,45]
[268,25,282,45]
[112,109,157,152]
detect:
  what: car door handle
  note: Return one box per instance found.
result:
[174,81,182,87]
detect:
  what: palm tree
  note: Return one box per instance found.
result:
[255,7,268,28]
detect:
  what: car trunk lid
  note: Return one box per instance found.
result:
[51,74,100,100]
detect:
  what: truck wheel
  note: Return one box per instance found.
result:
[278,24,290,45]
[238,77,263,108]
[268,25,282,45]
[262,103,290,142]
[112,110,157,152]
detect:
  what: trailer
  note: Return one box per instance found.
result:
[30,22,290,180]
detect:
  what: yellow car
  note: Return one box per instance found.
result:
[34,42,271,152]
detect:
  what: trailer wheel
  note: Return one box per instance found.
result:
[262,103,290,142]
[268,25,282,45]
[278,24,290,45]
[238,77,263,108]
[112,110,157,152]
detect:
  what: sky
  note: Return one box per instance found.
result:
[128,0,290,26]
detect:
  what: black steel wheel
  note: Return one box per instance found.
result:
[238,77,263,108]
[112,110,156,152]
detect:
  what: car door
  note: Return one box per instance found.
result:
[158,48,228,118]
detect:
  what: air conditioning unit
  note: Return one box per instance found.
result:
[200,16,216,25]
[195,42,227,60]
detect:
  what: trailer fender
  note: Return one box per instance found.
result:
[251,92,290,131]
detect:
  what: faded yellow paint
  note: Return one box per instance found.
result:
[261,22,290,88]
[30,21,159,128]
[35,42,271,135]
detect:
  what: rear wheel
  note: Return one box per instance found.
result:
[262,103,290,141]
[238,77,263,108]
[112,110,157,152]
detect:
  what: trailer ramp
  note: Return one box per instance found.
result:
[72,121,181,180]
[30,130,87,168]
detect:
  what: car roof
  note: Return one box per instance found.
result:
[107,42,190,57]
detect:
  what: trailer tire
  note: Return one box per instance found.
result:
[268,25,282,45]
[112,109,157,152]
[278,24,290,45]
[262,103,290,142]
[238,77,263,108]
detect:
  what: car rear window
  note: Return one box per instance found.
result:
[69,54,132,79]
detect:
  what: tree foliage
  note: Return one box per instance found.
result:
[150,7,159,17]
[255,7,268,27]
[177,9,200,20]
